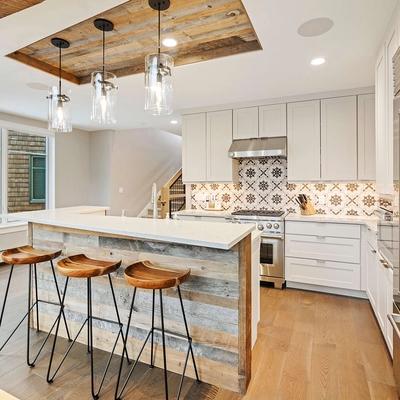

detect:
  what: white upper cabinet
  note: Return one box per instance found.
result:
[287,100,321,181]
[375,23,397,195]
[358,94,376,180]
[321,96,357,181]
[182,113,207,182]
[233,107,258,140]
[259,104,287,137]
[376,48,388,193]
[207,110,236,182]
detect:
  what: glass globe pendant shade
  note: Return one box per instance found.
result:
[145,53,174,116]
[47,86,72,133]
[91,71,118,124]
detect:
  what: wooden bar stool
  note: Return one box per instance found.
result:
[46,254,130,400]
[115,261,200,400]
[0,245,71,367]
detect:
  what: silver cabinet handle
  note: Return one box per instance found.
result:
[380,259,393,269]
[388,313,400,339]
[316,236,326,240]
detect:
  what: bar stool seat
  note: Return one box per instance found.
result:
[124,261,190,290]
[57,254,121,278]
[0,245,70,368]
[116,261,200,400]
[2,245,61,265]
[47,254,129,400]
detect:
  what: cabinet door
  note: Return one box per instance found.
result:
[287,100,321,181]
[358,94,376,180]
[386,267,394,355]
[233,107,258,139]
[207,110,235,182]
[376,256,387,332]
[366,244,378,312]
[182,113,207,182]
[321,96,357,180]
[259,104,287,137]
[376,47,390,194]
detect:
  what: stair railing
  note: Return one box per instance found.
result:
[160,169,185,219]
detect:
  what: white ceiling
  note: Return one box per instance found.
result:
[0,0,396,134]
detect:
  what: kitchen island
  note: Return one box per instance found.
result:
[8,207,254,394]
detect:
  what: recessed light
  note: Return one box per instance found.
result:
[162,38,177,48]
[170,120,178,124]
[298,17,334,37]
[311,57,326,66]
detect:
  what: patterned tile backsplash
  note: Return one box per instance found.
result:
[190,158,378,216]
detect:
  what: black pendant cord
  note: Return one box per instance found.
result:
[102,29,105,77]
[58,46,62,96]
[158,3,161,55]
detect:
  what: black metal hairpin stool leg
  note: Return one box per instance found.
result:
[115,285,200,400]
[0,261,71,367]
[47,274,130,400]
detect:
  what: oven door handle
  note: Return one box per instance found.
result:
[261,234,284,241]
[388,313,400,339]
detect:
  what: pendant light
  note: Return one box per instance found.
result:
[47,38,72,133]
[91,18,118,124]
[145,0,174,116]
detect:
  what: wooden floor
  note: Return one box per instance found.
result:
[0,266,397,400]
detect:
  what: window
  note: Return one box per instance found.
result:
[7,131,48,213]
[29,155,46,203]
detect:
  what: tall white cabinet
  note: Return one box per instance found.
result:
[287,100,321,181]
[321,96,357,181]
[375,21,398,195]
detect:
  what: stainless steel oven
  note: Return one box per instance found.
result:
[230,209,286,289]
[259,234,284,288]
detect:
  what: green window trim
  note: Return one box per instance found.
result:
[29,155,46,204]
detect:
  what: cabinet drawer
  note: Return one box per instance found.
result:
[285,234,360,263]
[286,257,361,290]
[285,221,360,239]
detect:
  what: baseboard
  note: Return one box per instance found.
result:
[286,281,368,299]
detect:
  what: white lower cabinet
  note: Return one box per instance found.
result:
[286,257,361,290]
[285,221,361,291]
[366,235,393,355]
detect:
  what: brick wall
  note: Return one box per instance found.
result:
[7,131,47,213]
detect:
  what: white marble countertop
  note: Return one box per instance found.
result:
[8,207,254,250]
[173,209,231,218]
[285,213,379,231]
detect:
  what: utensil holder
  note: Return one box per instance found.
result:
[300,202,316,216]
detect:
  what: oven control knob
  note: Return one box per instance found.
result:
[266,223,272,229]
[257,224,264,231]
[273,223,280,229]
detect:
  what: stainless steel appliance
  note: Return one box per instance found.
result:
[230,210,286,289]
[388,46,400,396]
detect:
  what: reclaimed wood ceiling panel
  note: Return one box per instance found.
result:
[0,0,44,18]
[7,0,261,85]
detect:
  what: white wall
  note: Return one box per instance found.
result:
[89,128,182,216]
[55,129,91,207]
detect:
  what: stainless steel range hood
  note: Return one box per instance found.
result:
[228,137,287,159]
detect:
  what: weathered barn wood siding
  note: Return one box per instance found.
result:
[32,223,251,393]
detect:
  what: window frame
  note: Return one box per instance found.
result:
[0,126,54,215]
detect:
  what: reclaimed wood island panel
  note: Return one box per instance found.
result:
[10,208,253,394]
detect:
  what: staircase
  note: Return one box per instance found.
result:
[143,169,186,219]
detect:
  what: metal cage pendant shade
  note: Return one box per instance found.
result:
[47,38,72,133]
[91,18,118,125]
[145,0,174,116]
